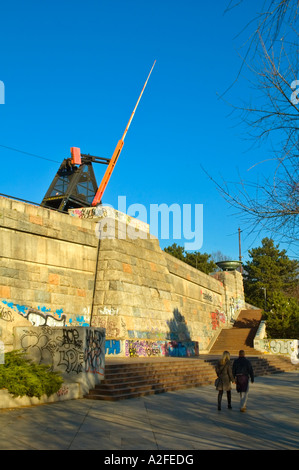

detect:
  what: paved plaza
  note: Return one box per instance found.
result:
[0,372,298,451]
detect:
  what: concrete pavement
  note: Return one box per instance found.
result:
[0,371,298,451]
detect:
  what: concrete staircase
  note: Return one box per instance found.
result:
[84,359,217,401]
[209,309,263,355]
[84,354,299,401]
[84,309,299,401]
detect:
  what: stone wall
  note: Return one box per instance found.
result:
[0,196,98,330]
[13,325,105,394]
[211,270,245,324]
[0,197,245,359]
[254,321,299,364]
[70,205,245,356]
[0,325,105,406]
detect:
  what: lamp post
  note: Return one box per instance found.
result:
[261,287,267,312]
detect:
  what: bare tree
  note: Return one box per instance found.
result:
[207,1,299,249]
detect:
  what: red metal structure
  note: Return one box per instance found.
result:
[41,62,155,213]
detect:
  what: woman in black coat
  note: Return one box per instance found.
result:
[215,351,234,410]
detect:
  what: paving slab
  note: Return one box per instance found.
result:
[0,372,298,451]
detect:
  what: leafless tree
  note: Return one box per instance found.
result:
[208,1,299,249]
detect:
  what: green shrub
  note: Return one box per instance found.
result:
[263,291,299,339]
[0,350,64,399]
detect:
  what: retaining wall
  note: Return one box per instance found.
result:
[254,321,299,364]
[0,197,245,358]
[0,325,105,408]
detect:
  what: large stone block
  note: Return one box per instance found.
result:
[13,326,106,395]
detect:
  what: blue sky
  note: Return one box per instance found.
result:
[0,0,295,262]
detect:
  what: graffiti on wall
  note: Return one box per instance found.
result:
[261,339,298,357]
[127,328,166,341]
[127,316,166,341]
[84,329,104,375]
[254,337,299,364]
[124,339,199,358]
[56,385,69,397]
[99,306,119,316]
[126,340,161,357]
[17,326,105,376]
[92,314,126,339]
[26,308,66,327]
[0,299,90,328]
[0,303,14,322]
[203,292,213,303]
[69,206,101,219]
[228,297,237,322]
[1,300,66,324]
[166,341,199,357]
[210,310,226,330]
[291,341,299,365]
[228,297,245,322]
[68,315,90,327]
[69,205,150,234]
[58,328,84,374]
[106,339,121,355]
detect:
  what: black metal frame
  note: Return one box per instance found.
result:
[41,154,110,213]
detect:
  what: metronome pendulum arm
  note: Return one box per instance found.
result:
[40,61,156,213]
[91,60,156,207]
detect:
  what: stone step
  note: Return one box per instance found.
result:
[84,309,298,401]
[101,366,215,386]
[91,375,215,394]
[84,354,299,400]
[103,362,215,378]
[101,369,216,385]
[84,360,218,400]
[209,308,263,355]
[84,377,216,401]
[234,309,262,327]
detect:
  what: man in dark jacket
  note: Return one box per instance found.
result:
[232,350,254,412]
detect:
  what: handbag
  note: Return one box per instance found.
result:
[214,377,221,387]
[214,363,226,388]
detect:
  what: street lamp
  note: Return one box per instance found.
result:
[261,287,267,312]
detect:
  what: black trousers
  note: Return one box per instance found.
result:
[218,390,231,408]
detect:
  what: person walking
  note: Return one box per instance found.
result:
[215,351,234,410]
[232,350,254,412]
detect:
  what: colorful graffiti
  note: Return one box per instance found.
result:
[92,315,126,338]
[124,339,199,358]
[56,385,69,397]
[106,339,121,355]
[0,299,90,327]
[166,341,199,357]
[126,340,161,357]
[228,296,245,322]
[69,205,150,234]
[257,338,299,357]
[26,308,66,327]
[210,310,226,330]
